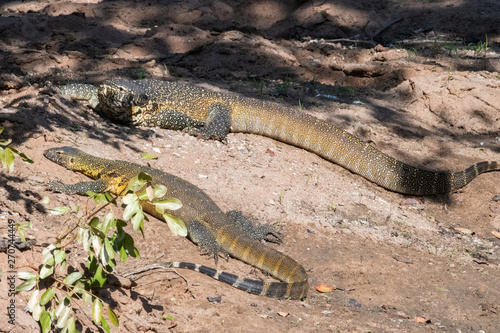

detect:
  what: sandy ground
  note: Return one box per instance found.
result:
[1,0,500,332]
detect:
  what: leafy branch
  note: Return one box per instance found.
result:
[0,125,33,173]
[17,172,186,333]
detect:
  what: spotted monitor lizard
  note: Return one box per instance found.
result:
[44,146,308,299]
[58,79,499,195]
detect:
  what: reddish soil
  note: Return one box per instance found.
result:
[1,1,500,332]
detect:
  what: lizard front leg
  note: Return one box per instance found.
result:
[48,179,108,195]
[149,107,205,130]
[195,103,232,141]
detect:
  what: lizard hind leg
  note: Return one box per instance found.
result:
[186,219,229,264]
[226,210,282,244]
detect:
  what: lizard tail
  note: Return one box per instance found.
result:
[232,103,499,195]
[137,261,308,299]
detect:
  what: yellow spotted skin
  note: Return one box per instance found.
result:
[44,146,308,299]
[59,79,500,195]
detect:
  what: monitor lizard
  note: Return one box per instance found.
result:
[44,146,308,299]
[58,79,499,195]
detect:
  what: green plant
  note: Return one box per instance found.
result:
[407,47,418,58]
[431,39,439,57]
[275,76,291,96]
[443,45,458,57]
[467,35,488,58]
[136,71,147,79]
[17,172,185,333]
[0,126,33,172]
[334,85,355,97]
[251,78,264,94]
[57,69,69,85]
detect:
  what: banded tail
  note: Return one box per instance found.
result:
[130,261,308,299]
[231,101,500,195]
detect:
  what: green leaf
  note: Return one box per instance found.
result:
[64,271,82,285]
[90,265,107,288]
[88,216,100,228]
[18,271,37,280]
[81,291,92,306]
[15,222,32,242]
[122,193,138,205]
[90,225,106,239]
[40,287,56,305]
[105,258,116,270]
[31,303,42,321]
[91,235,102,257]
[154,198,182,213]
[0,147,6,168]
[59,258,68,273]
[131,210,145,232]
[153,184,168,198]
[16,278,37,292]
[8,146,34,164]
[163,213,188,237]
[40,264,54,279]
[104,238,115,261]
[141,152,158,160]
[119,246,128,263]
[78,228,90,252]
[123,200,141,220]
[102,213,115,235]
[42,251,55,266]
[92,299,103,324]
[56,306,71,329]
[5,147,15,173]
[127,175,148,192]
[27,290,40,311]
[138,171,152,182]
[54,249,66,264]
[48,206,70,215]
[119,233,140,262]
[63,316,76,333]
[86,191,114,205]
[108,307,119,327]
[101,315,111,333]
[55,296,70,317]
[40,310,52,333]
[100,241,109,267]
[137,189,149,201]
[0,138,11,146]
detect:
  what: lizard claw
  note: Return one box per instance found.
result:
[199,245,229,265]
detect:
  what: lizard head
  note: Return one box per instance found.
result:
[43,146,86,170]
[97,79,149,124]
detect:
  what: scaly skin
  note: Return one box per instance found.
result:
[44,146,308,299]
[58,79,499,195]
